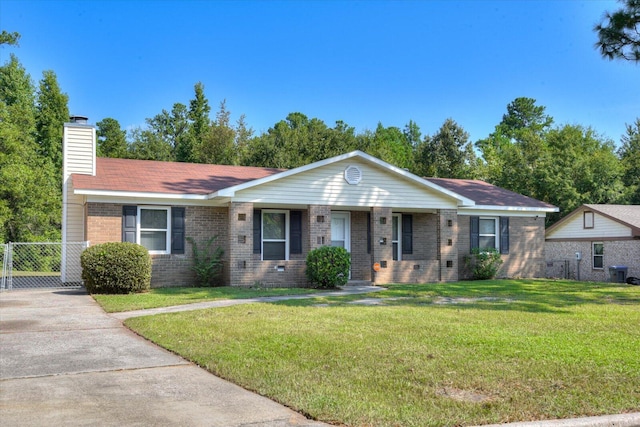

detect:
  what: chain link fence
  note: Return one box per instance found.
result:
[1,242,88,291]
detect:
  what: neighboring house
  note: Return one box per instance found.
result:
[62,118,558,287]
[545,204,640,282]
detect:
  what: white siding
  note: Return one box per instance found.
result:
[63,125,95,178]
[233,158,458,209]
[547,211,632,239]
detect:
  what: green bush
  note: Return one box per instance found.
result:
[306,246,351,289]
[465,248,504,280]
[186,236,224,287]
[81,242,151,294]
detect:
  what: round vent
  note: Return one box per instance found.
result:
[344,165,362,185]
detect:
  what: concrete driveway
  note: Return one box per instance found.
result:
[0,288,326,427]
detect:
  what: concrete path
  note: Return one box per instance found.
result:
[2,287,639,427]
[0,288,327,426]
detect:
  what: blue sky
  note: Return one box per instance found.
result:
[2,0,638,145]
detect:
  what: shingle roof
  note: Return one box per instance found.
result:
[584,204,640,230]
[72,157,284,195]
[426,178,557,209]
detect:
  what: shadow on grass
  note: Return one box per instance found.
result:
[273,279,640,313]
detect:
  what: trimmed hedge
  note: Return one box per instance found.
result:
[81,242,151,294]
[306,246,351,289]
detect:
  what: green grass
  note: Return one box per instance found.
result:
[124,279,640,426]
[93,285,325,312]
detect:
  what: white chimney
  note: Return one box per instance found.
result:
[62,117,96,282]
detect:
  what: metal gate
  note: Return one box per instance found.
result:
[1,242,89,291]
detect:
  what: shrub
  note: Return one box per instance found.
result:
[465,248,504,280]
[306,246,351,289]
[186,236,224,287]
[81,242,151,294]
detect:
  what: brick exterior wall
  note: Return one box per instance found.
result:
[350,211,372,281]
[87,202,549,287]
[86,203,228,288]
[457,215,546,279]
[438,210,459,282]
[545,240,639,282]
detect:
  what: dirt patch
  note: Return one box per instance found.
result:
[433,296,513,305]
[437,387,493,403]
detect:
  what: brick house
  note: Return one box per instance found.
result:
[62,118,558,287]
[545,204,640,282]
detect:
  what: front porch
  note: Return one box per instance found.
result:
[227,203,459,287]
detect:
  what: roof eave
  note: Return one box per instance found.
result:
[74,189,210,200]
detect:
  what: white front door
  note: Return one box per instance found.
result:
[331,212,351,252]
[331,211,351,278]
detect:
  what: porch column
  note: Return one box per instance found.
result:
[228,202,254,286]
[371,207,393,284]
[308,205,331,251]
[438,209,459,282]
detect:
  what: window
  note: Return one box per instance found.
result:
[139,207,170,254]
[470,216,509,254]
[584,211,594,229]
[593,242,604,269]
[391,214,413,261]
[479,217,498,250]
[122,206,185,255]
[262,210,289,260]
[392,214,401,261]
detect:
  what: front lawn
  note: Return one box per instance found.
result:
[93,286,324,313]
[124,280,640,426]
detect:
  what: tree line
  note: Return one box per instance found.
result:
[2,6,639,243]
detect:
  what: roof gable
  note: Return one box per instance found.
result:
[546,204,640,239]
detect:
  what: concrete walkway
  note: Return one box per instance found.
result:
[2,287,639,427]
[0,288,328,427]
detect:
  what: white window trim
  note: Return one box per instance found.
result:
[479,217,500,252]
[262,209,290,261]
[137,206,171,255]
[592,242,604,270]
[392,213,402,261]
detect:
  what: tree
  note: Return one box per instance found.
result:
[360,122,414,170]
[476,97,553,193]
[0,55,61,242]
[0,30,20,46]
[36,70,69,171]
[416,118,478,178]
[594,0,640,62]
[178,82,210,162]
[96,117,128,158]
[196,100,237,164]
[618,118,640,203]
[127,127,173,161]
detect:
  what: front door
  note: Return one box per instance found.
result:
[331,212,351,252]
[331,212,351,279]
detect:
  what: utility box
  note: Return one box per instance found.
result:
[609,266,628,283]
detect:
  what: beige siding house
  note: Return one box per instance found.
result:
[62,119,558,287]
[545,204,640,282]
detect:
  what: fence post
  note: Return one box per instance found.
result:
[1,244,7,290]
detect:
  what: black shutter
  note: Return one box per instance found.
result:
[253,209,261,254]
[290,210,302,254]
[500,216,509,254]
[122,206,137,243]
[402,214,413,254]
[470,216,479,251]
[367,212,371,254]
[171,207,186,254]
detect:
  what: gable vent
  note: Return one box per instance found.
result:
[344,165,362,185]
